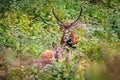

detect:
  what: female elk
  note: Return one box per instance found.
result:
[52,6,83,49]
[36,42,66,68]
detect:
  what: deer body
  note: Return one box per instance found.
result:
[40,50,54,64]
[61,31,77,48]
[70,31,77,45]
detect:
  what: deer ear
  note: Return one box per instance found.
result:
[52,42,57,49]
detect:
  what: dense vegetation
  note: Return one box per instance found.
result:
[0,0,120,80]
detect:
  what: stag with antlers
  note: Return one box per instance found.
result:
[52,6,82,49]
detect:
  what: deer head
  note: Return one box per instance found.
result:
[52,6,82,49]
[52,42,66,59]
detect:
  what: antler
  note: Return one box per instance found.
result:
[69,6,83,26]
[52,8,63,25]
[52,6,83,28]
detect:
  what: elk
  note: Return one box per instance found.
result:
[52,6,83,49]
[34,42,66,69]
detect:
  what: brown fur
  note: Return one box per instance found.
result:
[40,50,55,65]
[70,31,77,45]
[61,31,77,48]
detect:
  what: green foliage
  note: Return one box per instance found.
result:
[39,60,78,80]
[0,0,120,79]
[0,0,119,56]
